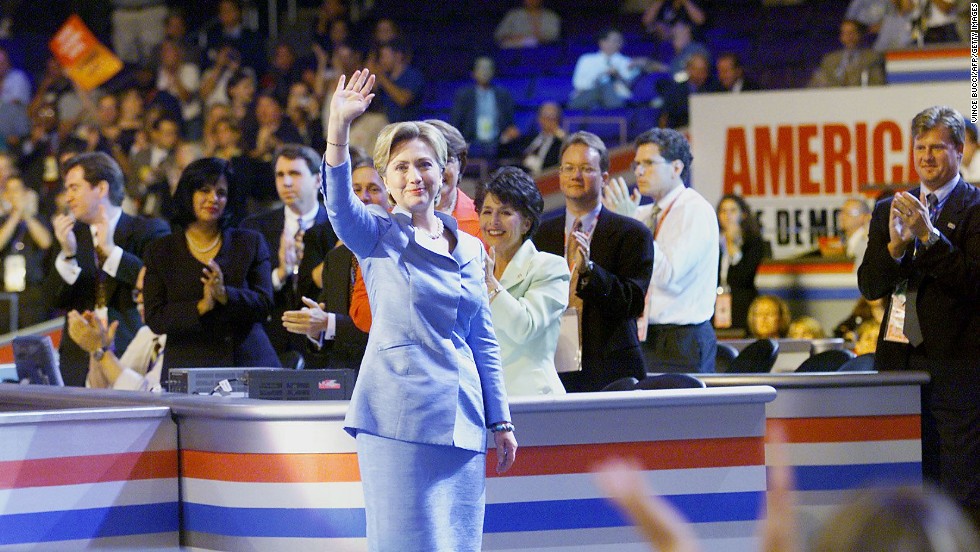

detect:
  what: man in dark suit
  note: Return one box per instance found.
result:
[46,152,170,386]
[858,106,980,525]
[285,157,387,370]
[449,57,520,159]
[716,52,759,93]
[241,144,335,363]
[500,102,566,176]
[532,131,654,392]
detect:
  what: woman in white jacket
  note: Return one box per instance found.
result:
[479,166,569,396]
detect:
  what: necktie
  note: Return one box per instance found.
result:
[567,218,584,312]
[94,243,108,310]
[903,193,940,347]
[647,205,662,238]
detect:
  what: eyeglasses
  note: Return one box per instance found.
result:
[131,288,143,303]
[631,159,672,171]
[559,164,599,176]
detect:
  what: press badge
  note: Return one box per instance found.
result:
[713,287,732,329]
[883,281,910,344]
[3,254,26,292]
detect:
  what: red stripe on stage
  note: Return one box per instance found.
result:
[758,262,854,275]
[488,437,765,477]
[0,450,177,489]
[768,415,920,444]
[885,47,969,61]
[181,450,361,483]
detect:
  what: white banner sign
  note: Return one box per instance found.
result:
[690,83,970,258]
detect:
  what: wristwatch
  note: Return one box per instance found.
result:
[92,346,109,361]
[923,227,941,249]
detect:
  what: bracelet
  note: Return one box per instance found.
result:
[327,140,348,148]
[488,286,503,302]
[489,421,515,433]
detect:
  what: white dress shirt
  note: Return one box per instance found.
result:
[271,204,320,291]
[571,52,639,96]
[55,208,124,286]
[634,185,719,325]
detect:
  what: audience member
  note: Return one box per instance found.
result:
[504,101,565,176]
[155,41,200,141]
[68,267,167,392]
[838,197,872,267]
[834,295,886,343]
[716,52,759,93]
[658,52,722,129]
[143,157,280,371]
[916,0,965,44]
[200,46,246,108]
[367,38,424,124]
[494,0,561,49]
[241,144,334,360]
[44,152,169,386]
[152,9,201,72]
[142,141,205,222]
[127,116,180,212]
[853,318,879,355]
[450,57,520,160]
[111,0,167,66]
[642,0,706,42]
[747,295,791,339]
[809,19,886,87]
[666,22,710,75]
[569,28,643,110]
[0,45,30,107]
[245,93,303,164]
[846,0,894,34]
[857,106,980,524]
[874,0,917,51]
[716,194,765,332]
[0,174,52,329]
[225,69,257,125]
[532,131,654,392]
[311,0,348,54]
[478,166,569,396]
[787,316,827,339]
[262,41,304,105]
[202,103,231,156]
[285,81,326,153]
[603,128,718,372]
[284,153,383,370]
[426,119,481,237]
[960,120,980,181]
[203,0,266,74]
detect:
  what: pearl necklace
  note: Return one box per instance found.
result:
[418,217,444,240]
[186,232,222,254]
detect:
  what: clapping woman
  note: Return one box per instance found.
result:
[142,157,279,371]
[479,166,569,396]
[322,69,516,551]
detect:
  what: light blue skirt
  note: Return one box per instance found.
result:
[356,432,487,552]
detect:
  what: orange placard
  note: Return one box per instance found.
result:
[49,15,123,91]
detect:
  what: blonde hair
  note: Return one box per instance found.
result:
[373,121,448,176]
[747,295,791,338]
[788,316,826,340]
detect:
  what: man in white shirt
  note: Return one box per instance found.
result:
[569,28,641,110]
[839,197,872,270]
[241,144,334,359]
[603,128,719,372]
[69,267,167,392]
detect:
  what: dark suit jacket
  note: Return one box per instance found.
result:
[44,212,170,386]
[721,233,766,331]
[533,208,654,392]
[858,179,980,408]
[296,225,369,371]
[450,84,516,145]
[241,205,334,356]
[143,227,280,372]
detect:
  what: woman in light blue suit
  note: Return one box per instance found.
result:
[479,167,569,396]
[321,70,517,552]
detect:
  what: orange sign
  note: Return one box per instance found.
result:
[49,15,123,91]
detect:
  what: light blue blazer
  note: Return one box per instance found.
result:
[323,160,510,453]
[490,240,569,396]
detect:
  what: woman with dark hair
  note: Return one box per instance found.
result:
[716,193,765,332]
[142,157,280,372]
[478,166,569,396]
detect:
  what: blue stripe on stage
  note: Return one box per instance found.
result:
[0,503,178,545]
[765,288,861,301]
[485,492,765,532]
[789,463,922,492]
[888,70,970,84]
[183,503,367,538]
[183,492,764,538]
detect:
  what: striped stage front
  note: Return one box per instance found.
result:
[177,387,775,551]
[0,406,179,550]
